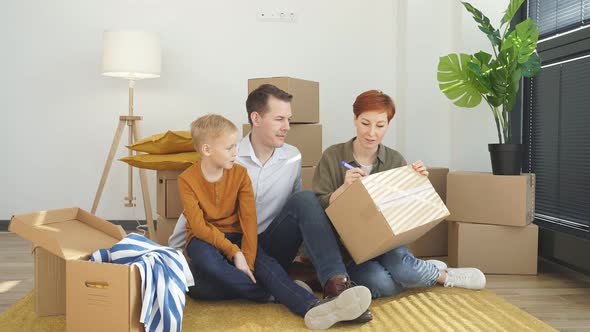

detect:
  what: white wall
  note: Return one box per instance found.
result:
[1,0,508,220]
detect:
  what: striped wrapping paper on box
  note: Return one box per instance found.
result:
[363,166,449,233]
[326,165,450,264]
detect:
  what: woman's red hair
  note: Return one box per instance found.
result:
[353,90,395,122]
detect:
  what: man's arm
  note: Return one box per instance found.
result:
[292,155,303,194]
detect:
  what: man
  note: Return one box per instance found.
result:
[169,84,373,323]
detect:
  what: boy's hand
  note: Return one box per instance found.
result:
[233,251,256,283]
[412,160,429,176]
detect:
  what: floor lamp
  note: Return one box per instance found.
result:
[91,30,161,239]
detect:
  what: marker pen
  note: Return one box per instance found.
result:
[341,161,355,170]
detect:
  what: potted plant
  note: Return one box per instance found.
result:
[437,0,541,175]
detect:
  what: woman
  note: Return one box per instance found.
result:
[312,90,486,298]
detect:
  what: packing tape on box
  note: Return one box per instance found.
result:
[362,167,448,234]
[373,183,433,211]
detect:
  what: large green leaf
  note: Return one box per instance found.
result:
[521,52,541,77]
[489,48,520,111]
[437,53,483,108]
[502,18,539,64]
[462,2,502,47]
[473,51,492,65]
[468,51,493,94]
[501,0,525,25]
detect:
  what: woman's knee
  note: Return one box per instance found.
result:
[367,272,399,298]
[383,246,411,263]
[350,262,399,298]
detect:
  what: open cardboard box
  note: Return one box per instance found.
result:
[326,166,450,264]
[9,207,144,331]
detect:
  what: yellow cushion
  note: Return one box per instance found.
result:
[119,152,200,170]
[127,130,194,154]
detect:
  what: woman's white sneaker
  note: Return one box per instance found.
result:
[443,268,486,289]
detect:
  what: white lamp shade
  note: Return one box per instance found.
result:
[102,30,161,79]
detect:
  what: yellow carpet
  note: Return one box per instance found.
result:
[0,287,556,331]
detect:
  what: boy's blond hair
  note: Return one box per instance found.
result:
[190,114,238,152]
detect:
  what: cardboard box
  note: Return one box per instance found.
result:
[408,167,449,257]
[35,247,65,316]
[448,221,538,275]
[408,221,448,257]
[156,215,178,246]
[248,77,319,123]
[157,170,184,219]
[9,208,143,331]
[243,123,322,167]
[326,166,450,264]
[301,166,316,191]
[447,172,535,227]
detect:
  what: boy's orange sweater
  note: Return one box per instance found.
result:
[178,161,258,270]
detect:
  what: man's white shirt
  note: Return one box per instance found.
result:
[168,133,302,249]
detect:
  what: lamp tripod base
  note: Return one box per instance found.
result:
[91,115,155,240]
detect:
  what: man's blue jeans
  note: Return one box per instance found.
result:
[186,233,317,316]
[346,245,440,298]
[187,191,348,301]
[258,191,348,286]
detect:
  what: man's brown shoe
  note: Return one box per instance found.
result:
[323,275,373,323]
[349,309,373,323]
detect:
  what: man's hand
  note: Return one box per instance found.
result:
[412,160,429,176]
[233,251,256,283]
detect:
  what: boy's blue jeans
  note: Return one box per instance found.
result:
[186,233,317,316]
[187,191,348,306]
[346,245,440,298]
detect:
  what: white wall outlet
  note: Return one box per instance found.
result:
[257,10,278,21]
[257,10,297,23]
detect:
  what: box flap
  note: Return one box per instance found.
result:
[9,207,126,260]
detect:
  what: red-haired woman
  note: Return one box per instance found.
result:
[312,90,486,298]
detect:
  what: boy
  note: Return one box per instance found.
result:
[180,114,372,330]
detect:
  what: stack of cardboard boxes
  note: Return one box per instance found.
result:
[408,167,450,257]
[155,170,183,246]
[446,172,538,275]
[245,77,322,190]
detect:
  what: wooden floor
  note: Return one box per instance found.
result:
[1,232,589,331]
